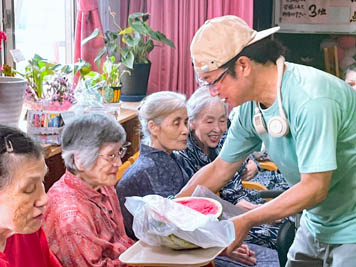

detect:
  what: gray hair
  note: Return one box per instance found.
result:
[187,86,228,123]
[61,113,126,174]
[139,91,186,141]
[0,125,43,191]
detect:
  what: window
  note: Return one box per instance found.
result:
[2,0,75,71]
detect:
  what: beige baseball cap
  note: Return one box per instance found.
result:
[191,15,280,73]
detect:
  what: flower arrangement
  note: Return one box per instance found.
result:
[17,54,90,111]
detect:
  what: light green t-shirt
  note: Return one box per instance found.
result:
[221,62,356,244]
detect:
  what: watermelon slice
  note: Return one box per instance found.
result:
[161,197,223,250]
[173,197,222,218]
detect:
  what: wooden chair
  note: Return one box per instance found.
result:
[259,161,278,171]
[128,151,139,164]
[116,160,131,182]
[241,181,268,191]
[117,151,140,183]
[323,45,340,78]
[241,160,279,200]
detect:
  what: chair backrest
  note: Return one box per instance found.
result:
[241,181,268,191]
[259,161,278,171]
[128,151,140,164]
[116,160,131,182]
[324,45,340,78]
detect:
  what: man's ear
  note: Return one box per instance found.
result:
[236,56,252,77]
[73,153,84,171]
[148,120,159,137]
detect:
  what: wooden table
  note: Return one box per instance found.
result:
[42,101,141,191]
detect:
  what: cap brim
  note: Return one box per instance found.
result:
[248,26,280,46]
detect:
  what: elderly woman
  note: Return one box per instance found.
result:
[0,125,60,266]
[116,91,190,240]
[43,113,134,266]
[176,86,289,250]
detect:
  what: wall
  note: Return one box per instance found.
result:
[253,0,352,73]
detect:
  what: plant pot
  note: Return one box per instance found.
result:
[0,77,27,127]
[98,86,121,103]
[120,62,151,102]
[111,86,121,103]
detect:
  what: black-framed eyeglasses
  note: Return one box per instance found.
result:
[195,67,230,93]
[98,142,131,162]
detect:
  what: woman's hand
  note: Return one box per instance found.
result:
[241,160,258,181]
[236,199,261,211]
[221,244,256,266]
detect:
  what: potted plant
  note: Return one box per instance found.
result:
[0,31,28,127]
[101,56,129,103]
[84,12,175,101]
[16,54,80,111]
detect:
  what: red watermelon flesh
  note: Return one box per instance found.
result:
[175,198,219,215]
[158,197,223,250]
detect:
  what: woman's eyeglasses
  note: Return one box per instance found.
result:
[98,142,131,162]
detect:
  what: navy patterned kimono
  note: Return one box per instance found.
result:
[175,132,290,249]
[116,144,190,240]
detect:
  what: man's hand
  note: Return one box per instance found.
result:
[226,216,252,257]
[241,160,258,181]
[227,171,332,255]
[221,244,256,266]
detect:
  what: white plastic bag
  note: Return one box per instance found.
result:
[125,194,235,249]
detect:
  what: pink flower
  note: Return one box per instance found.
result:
[0,31,7,50]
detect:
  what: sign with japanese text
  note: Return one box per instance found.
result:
[280,0,356,24]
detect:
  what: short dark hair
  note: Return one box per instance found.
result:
[221,38,287,77]
[0,125,43,190]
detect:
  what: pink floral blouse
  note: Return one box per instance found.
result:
[43,171,134,266]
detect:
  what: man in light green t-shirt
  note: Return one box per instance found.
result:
[178,15,356,266]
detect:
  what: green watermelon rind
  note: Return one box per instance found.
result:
[161,197,223,250]
[159,234,199,250]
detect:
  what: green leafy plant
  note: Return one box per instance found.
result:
[83,12,175,69]
[20,54,56,98]
[74,59,117,103]
[17,55,92,104]
[119,12,175,68]
[102,56,129,87]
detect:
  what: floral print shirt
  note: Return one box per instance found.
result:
[43,171,134,267]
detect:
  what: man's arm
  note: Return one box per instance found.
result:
[226,171,332,254]
[177,156,244,197]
